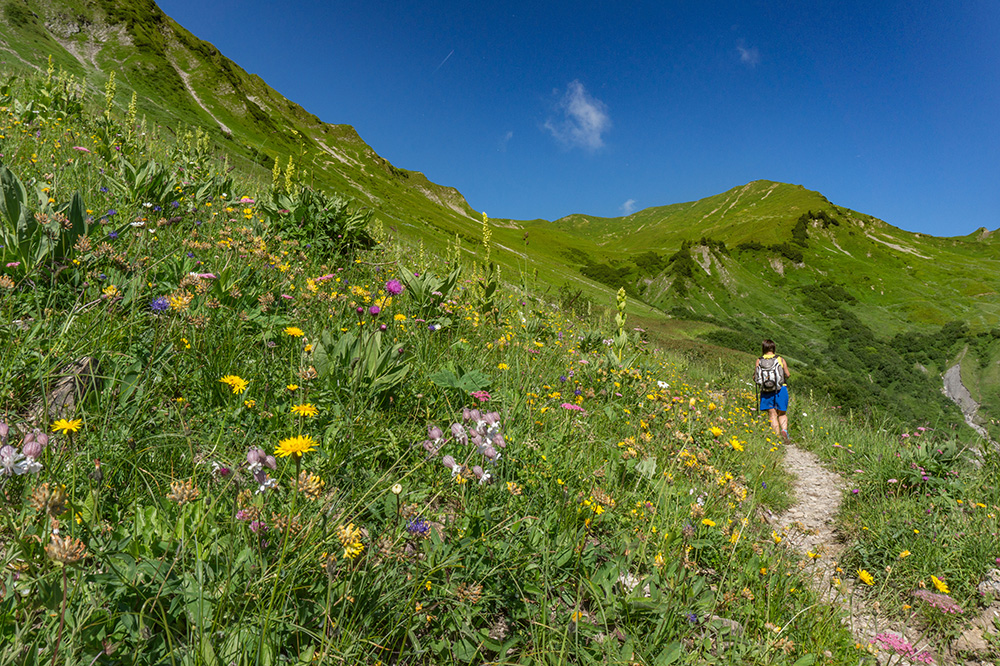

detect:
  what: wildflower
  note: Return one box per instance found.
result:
[46,532,87,564]
[471,390,490,402]
[369,305,381,316]
[899,550,911,558]
[150,296,170,312]
[0,445,26,476]
[284,326,305,337]
[912,588,963,614]
[169,292,193,310]
[287,384,298,391]
[291,403,319,417]
[394,313,407,322]
[29,483,67,516]
[871,633,935,664]
[337,522,364,560]
[385,279,404,295]
[497,363,509,370]
[391,483,403,495]
[858,569,875,586]
[506,481,523,496]
[930,575,950,594]
[51,418,82,434]
[406,517,432,539]
[297,471,325,500]
[702,519,716,527]
[561,403,587,415]
[709,426,723,437]
[166,479,200,506]
[454,582,483,604]
[276,434,317,458]
[220,375,249,394]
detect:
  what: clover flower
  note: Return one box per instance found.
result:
[46,531,87,564]
[166,479,200,506]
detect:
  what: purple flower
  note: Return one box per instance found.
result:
[150,296,170,312]
[406,517,431,538]
[385,279,404,295]
[369,305,381,316]
[108,230,118,239]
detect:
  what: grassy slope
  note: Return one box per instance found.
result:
[4,0,999,433]
[2,14,1000,666]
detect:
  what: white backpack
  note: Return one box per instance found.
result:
[754,357,785,392]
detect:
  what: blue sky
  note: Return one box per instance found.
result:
[157,0,999,237]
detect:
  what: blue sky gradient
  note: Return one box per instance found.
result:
[157,0,999,236]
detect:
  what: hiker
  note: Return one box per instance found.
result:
[755,339,791,442]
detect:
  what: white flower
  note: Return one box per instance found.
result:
[657,381,669,389]
[0,446,26,476]
[256,477,278,494]
[478,470,491,485]
[23,458,42,475]
[391,483,403,495]
[130,220,145,227]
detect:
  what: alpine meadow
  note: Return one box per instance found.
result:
[1,1,1000,665]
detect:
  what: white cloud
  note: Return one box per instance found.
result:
[620,199,637,215]
[737,44,760,67]
[544,80,610,150]
[498,130,513,152]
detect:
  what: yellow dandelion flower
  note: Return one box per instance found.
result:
[899,550,911,559]
[220,375,249,394]
[51,418,83,434]
[284,326,304,337]
[931,575,949,594]
[858,569,875,586]
[275,434,317,458]
[709,426,723,437]
[702,518,716,527]
[291,403,319,417]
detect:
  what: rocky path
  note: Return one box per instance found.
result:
[770,443,933,664]
[942,364,996,446]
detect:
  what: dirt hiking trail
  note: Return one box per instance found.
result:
[771,442,999,665]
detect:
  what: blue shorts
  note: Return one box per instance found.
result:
[759,385,789,412]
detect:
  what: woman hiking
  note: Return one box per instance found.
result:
[755,339,791,443]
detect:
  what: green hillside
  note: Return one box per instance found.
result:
[2,0,997,434]
[4,3,1000,665]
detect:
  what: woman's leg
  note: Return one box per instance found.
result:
[777,410,788,438]
[767,408,780,435]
